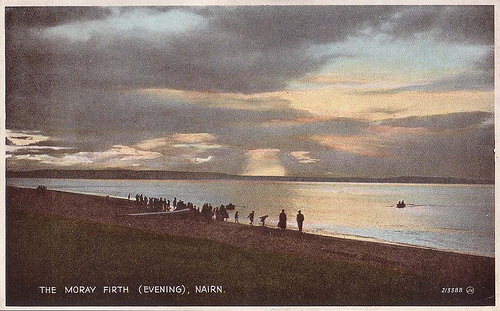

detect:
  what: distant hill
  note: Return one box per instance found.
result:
[6,169,494,185]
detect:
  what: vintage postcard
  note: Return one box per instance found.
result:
[1,1,496,309]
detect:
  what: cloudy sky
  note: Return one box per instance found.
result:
[5,5,495,179]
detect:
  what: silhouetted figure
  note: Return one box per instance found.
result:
[259,215,268,227]
[36,185,47,193]
[173,197,177,208]
[278,209,287,230]
[176,200,187,210]
[215,205,228,221]
[201,203,212,223]
[296,210,304,232]
[220,205,229,221]
[248,211,255,225]
[235,211,239,223]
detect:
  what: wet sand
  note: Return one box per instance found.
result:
[6,186,494,293]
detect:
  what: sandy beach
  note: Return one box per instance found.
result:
[5,186,495,306]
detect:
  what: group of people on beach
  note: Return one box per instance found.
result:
[201,203,232,222]
[133,193,174,210]
[131,194,236,222]
[132,193,201,214]
[130,193,306,232]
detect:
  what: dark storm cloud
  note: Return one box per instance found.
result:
[7,87,311,152]
[474,48,494,72]
[437,6,494,45]
[304,112,494,179]
[389,124,494,180]
[5,6,397,95]
[383,6,494,45]
[216,117,369,152]
[377,112,494,179]
[210,6,397,50]
[5,6,112,27]
[6,6,494,98]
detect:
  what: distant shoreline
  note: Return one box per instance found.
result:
[6,169,494,185]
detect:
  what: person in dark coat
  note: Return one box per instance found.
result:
[296,210,304,232]
[248,211,255,225]
[278,209,287,230]
[221,205,229,221]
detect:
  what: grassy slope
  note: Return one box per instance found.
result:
[6,211,485,306]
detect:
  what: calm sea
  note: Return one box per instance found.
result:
[7,178,495,257]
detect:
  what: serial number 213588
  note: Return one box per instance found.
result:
[441,287,463,294]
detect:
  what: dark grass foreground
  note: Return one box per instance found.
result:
[5,187,495,306]
[6,211,490,306]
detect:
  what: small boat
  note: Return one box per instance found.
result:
[226,203,235,210]
[396,201,406,208]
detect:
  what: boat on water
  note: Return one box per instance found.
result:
[226,203,235,210]
[396,201,406,208]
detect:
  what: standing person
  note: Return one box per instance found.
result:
[248,211,255,225]
[235,211,239,223]
[278,209,287,230]
[296,210,304,232]
[221,205,229,221]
